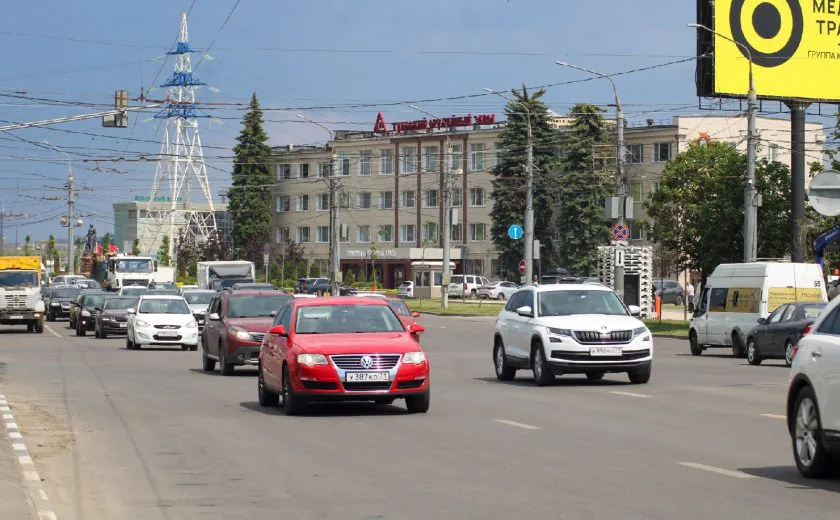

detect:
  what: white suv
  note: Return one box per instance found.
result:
[786,298,840,478]
[493,284,652,385]
[450,274,490,298]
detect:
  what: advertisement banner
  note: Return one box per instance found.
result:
[767,287,824,312]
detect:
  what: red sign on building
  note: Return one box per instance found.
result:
[373,113,496,134]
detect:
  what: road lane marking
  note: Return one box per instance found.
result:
[493,419,542,430]
[761,414,786,420]
[9,432,22,439]
[677,462,755,479]
[18,455,32,465]
[43,325,62,338]
[6,422,18,430]
[610,391,652,398]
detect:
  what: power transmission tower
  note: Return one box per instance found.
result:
[145,12,217,259]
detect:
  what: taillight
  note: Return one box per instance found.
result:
[803,324,812,335]
[791,345,800,362]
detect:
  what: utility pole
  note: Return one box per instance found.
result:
[43,141,76,273]
[555,62,625,299]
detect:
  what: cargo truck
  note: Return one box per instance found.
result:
[0,256,46,333]
[103,254,158,290]
[197,261,256,291]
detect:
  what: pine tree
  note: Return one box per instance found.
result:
[228,93,273,262]
[158,235,171,266]
[23,234,32,256]
[555,103,614,275]
[131,239,141,255]
[101,233,112,253]
[490,86,561,280]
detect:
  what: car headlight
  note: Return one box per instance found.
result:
[81,310,91,317]
[547,327,572,336]
[297,353,328,366]
[403,351,426,364]
[185,321,197,329]
[50,302,59,307]
[135,319,150,328]
[228,326,251,341]
[633,326,651,341]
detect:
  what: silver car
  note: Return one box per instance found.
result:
[477,281,519,300]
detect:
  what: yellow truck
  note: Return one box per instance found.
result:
[0,256,45,333]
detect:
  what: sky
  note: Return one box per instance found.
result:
[0,0,760,242]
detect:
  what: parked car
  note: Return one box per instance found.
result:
[295,278,315,293]
[44,285,79,321]
[493,284,651,385]
[449,274,490,298]
[477,281,519,300]
[119,286,147,297]
[386,297,420,328]
[786,297,840,478]
[304,278,331,295]
[201,289,293,375]
[126,295,198,351]
[746,301,827,366]
[257,297,430,415]
[655,280,684,305]
[70,291,110,336]
[397,281,414,298]
[94,297,138,338]
[181,289,216,331]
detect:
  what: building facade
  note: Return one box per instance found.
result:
[270,113,824,287]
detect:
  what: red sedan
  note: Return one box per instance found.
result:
[258,297,430,415]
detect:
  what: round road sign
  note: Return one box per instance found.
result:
[808,169,840,216]
[519,259,527,274]
[611,223,630,241]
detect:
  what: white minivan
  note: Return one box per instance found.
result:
[689,262,827,357]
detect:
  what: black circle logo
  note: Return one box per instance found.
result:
[729,0,803,67]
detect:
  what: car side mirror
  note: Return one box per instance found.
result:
[412,311,420,318]
[269,325,286,336]
[270,310,278,317]
[409,323,425,335]
[628,305,641,317]
[208,313,220,321]
[126,309,135,315]
[757,317,767,324]
[516,306,533,318]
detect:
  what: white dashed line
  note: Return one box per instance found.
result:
[2,396,59,520]
[761,413,786,420]
[493,419,542,430]
[677,462,755,479]
[43,325,62,338]
[610,391,652,399]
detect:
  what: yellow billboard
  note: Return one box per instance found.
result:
[767,287,824,311]
[726,288,762,313]
[713,0,840,101]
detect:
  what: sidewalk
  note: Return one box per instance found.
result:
[0,421,36,520]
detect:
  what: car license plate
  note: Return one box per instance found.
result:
[590,347,622,356]
[119,323,127,328]
[346,372,390,382]
[157,330,178,337]
[9,315,23,320]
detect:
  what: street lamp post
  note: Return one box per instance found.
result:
[43,141,75,274]
[689,23,758,264]
[482,89,534,286]
[554,61,626,299]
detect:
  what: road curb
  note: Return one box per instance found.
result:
[1,394,58,520]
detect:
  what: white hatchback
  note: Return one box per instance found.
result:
[126,295,198,351]
[493,284,652,385]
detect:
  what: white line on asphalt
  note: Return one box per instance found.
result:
[43,325,62,338]
[0,406,10,413]
[439,326,447,329]
[6,422,19,430]
[2,414,13,421]
[493,419,542,430]
[18,455,33,465]
[761,414,786,420]
[610,391,652,398]
[9,432,22,439]
[677,462,755,479]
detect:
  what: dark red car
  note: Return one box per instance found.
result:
[201,289,292,375]
[258,297,430,415]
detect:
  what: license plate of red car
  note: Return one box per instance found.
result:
[346,372,390,382]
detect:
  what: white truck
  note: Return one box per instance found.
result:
[197,261,256,291]
[104,254,158,290]
[153,266,176,285]
[0,256,46,333]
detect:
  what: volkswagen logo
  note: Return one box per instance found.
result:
[360,355,374,369]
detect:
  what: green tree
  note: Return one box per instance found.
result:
[131,238,141,255]
[554,103,614,275]
[228,93,273,262]
[157,235,171,266]
[23,234,32,256]
[490,86,561,279]
[45,234,58,271]
[101,232,112,253]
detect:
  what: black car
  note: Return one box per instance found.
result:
[44,285,80,321]
[94,297,138,338]
[746,301,827,366]
[71,292,111,336]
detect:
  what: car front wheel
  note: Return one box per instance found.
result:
[282,366,304,416]
[628,363,652,384]
[406,391,430,413]
[689,331,703,356]
[531,345,554,386]
[792,386,837,479]
[785,340,794,367]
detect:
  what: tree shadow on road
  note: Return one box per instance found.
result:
[187,368,256,377]
[472,376,634,387]
[739,466,840,492]
[239,400,409,417]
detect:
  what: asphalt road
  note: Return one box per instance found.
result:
[0,314,838,520]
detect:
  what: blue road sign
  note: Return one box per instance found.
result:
[611,223,629,241]
[508,224,524,240]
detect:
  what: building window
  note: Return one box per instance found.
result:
[297,227,310,243]
[653,143,671,163]
[625,144,644,164]
[379,191,393,210]
[423,146,439,173]
[359,150,373,176]
[277,164,291,181]
[450,144,463,171]
[337,152,352,176]
[380,149,394,175]
[424,189,438,208]
[423,222,439,242]
[400,224,416,243]
[317,193,329,211]
[401,190,416,208]
[629,182,643,202]
[452,187,463,207]
[340,192,350,209]
[298,163,310,178]
[357,225,371,243]
[296,194,309,212]
[451,223,462,241]
[319,162,330,178]
[128,210,137,220]
[469,187,485,207]
[378,225,393,242]
[465,259,484,275]
[276,196,290,213]
[493,142,503,167]
[316,226,330,243]
[768,143,780,162]
[469,223,486,241]
[470,143,486,172]
[630,223,643,240]
[356,191,372,209]
[401,146,417,174]
[276,227,290,244]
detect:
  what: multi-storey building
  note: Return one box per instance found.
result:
[271,112,823,287]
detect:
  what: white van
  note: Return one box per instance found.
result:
[689,262,827,357]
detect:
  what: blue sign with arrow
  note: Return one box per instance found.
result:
[508,224,524,240]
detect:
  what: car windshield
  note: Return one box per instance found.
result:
[83,294,107,308]
[147,289,179,295]
[803,303,826,319]
[53,288,78,298]
[388,299,411,316]
[295,304,405,334]
[0,271,38,288]
[183,292,214,305]
[116,259,153,273]
[227,295,291,318]
[538,290,628,317]
[139,298,190,314]
[104,298,138,310]
[121,287,147,296]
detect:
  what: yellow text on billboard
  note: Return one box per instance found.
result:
[767,287,824,311]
